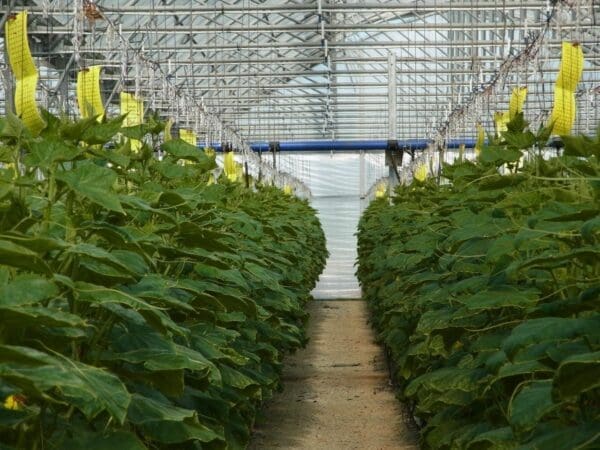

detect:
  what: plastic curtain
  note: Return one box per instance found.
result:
[550,42,584,135]
[76,66,105,120]
[4,11,45,135]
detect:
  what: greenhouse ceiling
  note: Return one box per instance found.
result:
[0,0,599,143]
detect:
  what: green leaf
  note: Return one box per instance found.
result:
[479,146,523,165]
[0,233,68,253]
[458,287,540,310]
[66,243,135,274]
[502,318,600,357]
[0,275,58,306]
[80,115,125,145]
[75,282,157,311]
[509,380,560,433]
[52,430,147,450]
[0,305,85,329]
[0,239,52,275]
[0,345,130,424]
[466,426,517,450]
[161,139,216,171]
[552,351,600,400]
[25,139,83,168]
[55,162,124,213]
[518,422,600,450]
[128,394,223,444]
[504,130,536,150]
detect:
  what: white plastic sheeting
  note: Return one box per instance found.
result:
[277,151,386,299]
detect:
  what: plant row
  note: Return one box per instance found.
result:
[357,116,599,449]
[0,112,327,449]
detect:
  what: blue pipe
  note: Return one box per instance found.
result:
[207,138,477,152]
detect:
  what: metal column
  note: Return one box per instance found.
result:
[387,52,399,188]
[359,150,365,199]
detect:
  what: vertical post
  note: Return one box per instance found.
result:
[359,150,365,199]
[388,52,397,141]
[258,148,263,182]
[387,52,399,189]
[244,161,249,188]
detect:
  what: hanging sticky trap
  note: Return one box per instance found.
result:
[180,129,197,146]
[494,111,510,136]
[283,185,293,195]
[120,92,144,152]
[236,163,244,181]
[164,118,173,141]
[475,123,485,156]
[555,42,584,93]
[414,164,428,182]
[508,87,527,119]
[549,42,585,135]
[77,66,105,120]
[375,182,387,198]
[5,11,46,135]
[550,87,576,136]
[223,151,237,182]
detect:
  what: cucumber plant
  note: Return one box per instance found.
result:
[0,111,327,449]
[357,116,600,449]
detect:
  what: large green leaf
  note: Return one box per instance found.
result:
[127,394,224,444]
[25,138,83,168]
[50,430,147,450]
[161,139,217,171]
[508,380,560,433]
[552,351,600,400]
[502,318,600,357]
[0,240,52,275]
[56,163,124,213]
[0,345,130,423]
[0,275,58,306]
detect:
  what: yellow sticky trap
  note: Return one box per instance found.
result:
[494,111,510,136]
[375,182,387,199]
[223,152,237,182]
[414,164,428,182]
[283,184,292,195]
[475,123,485,156]
[120,92,144,152]
[164,119,173,141]
[550,88,576,136]
[77,66,104,120]
[178,129,197,165]
[509,87,527,119]
[550,42,585,135]
[5,11,46,135]
[555,42,584,92]
[180,129,197,146]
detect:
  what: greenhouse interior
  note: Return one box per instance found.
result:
[0,0,599,449]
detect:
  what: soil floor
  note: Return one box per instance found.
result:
[249,300,419,450]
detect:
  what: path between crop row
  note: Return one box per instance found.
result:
[249,300,418,450]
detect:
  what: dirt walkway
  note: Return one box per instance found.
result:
[249,300,418,450]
